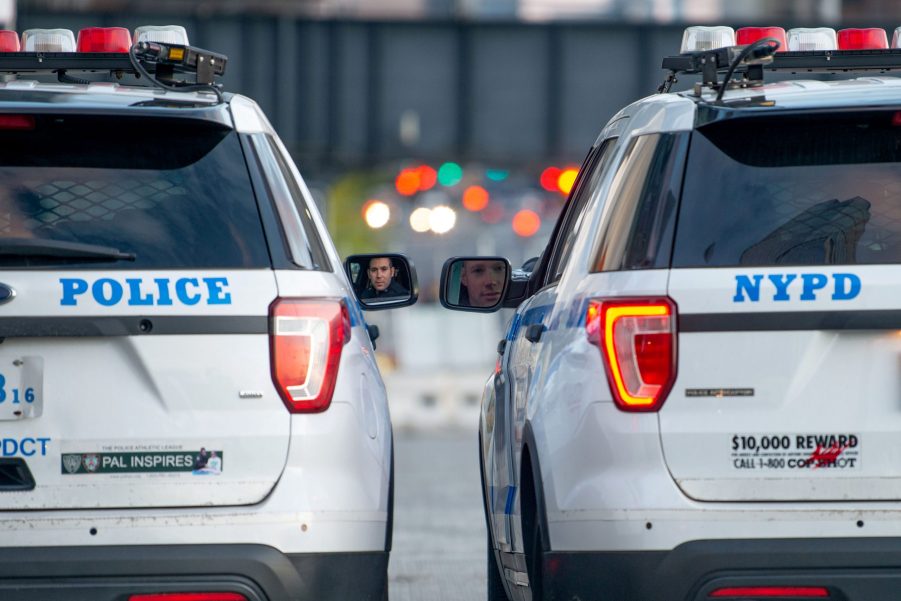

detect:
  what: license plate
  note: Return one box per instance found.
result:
[0,356,43,420]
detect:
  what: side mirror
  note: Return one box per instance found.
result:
[439,256,511,313]
[345,253,419,311]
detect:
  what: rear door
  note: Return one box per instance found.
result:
[0,112,289,509]
[662,111,901,501]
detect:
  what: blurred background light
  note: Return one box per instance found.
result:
[512,209,540,237]
[539,166,561,192]
[363,199,391,228]
[437,162,463,187]
[557,167,579,195]
[429,205,457,234]
[395,167,421,196]
[409,206,432,232]
[462,185,490,212]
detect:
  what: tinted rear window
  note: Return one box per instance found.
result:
[673,112,901,267]
[0,115,269,268]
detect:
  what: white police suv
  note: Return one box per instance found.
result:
[0,25,414,601]
[441,25,901,601]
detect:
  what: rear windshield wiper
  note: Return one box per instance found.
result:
[0,238,136,262]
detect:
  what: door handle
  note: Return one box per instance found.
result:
[525,324,545,343]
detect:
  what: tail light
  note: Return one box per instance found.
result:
[837,28,888,50]
[586,297,676,412]
[76,27,132,53]
[270,298,350,414]
[736,27,787,51]
[0,115,35,130]
[709,587,829,598]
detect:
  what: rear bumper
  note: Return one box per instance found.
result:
[543,537,901,601]
[0,545,388,601]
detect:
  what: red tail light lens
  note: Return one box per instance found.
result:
[710,586,829,598]
[736,27,787,52]
[0,115,35,130]
[0,31,19,52]
[129,594,248,601]
[586,297,676,412]
[837,28,888,50]
[76,27,132,53]
[270,298,350,413]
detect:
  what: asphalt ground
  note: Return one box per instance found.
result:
[390,428,486,601]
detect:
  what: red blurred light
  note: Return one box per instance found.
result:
[129,594,248,601]
[480,203,504,224]
[736,27,787,52]
[0,115,35,130]
[462,185,490,212]
[512,209,541,237]
[395,168,421,196]
[709,586,829,598]
[0,31,19,52]
[837,28,888,50]
[77,27,132,53]
[417,165,437,191]
[540,167,561,192]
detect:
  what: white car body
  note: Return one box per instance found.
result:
[0,81,397,601]
[480,75,901,601]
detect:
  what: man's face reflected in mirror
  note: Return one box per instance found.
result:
[361,257,409,300]
[460,260,505,307]
[368,257,396,292]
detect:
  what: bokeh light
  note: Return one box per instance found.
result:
[363,200,391,229]
[437,162,463,187]
[557,168,579,196]
[395,168,420,196]
[417,165,438,191]
[429,205,457,234]
[540,166,561,192]
[409,207,432,232]
[512,209,541,237]
[462,185,490,212]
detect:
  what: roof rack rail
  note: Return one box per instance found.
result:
[0,42,227,99]
[659,47,901,94]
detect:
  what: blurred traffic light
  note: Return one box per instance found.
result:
[512,209,541,237]
[485,169,509,182]
[557,168,579,195]
[437,162,463,187]
[395,168,420,196]
[540,167,561,192]
[540,165,579,196]
[462,185,490,212]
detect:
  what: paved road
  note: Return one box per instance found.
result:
[390,428,486,601]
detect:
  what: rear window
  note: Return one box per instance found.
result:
[673,112,901,268]
[0,114,270,268]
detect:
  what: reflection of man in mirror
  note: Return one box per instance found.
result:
[361,256,409,299]
[460,260,505,307]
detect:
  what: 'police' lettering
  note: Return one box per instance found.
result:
[733,273,861,302]
[59,277,233,307]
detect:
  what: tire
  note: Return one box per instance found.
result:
[526,517,544,601]
[487,533,509,601]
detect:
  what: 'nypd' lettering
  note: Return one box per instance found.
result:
[733,273,861,303]
[59,277,233,307]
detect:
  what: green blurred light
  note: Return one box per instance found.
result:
[438,162,463,186]
[486,169,509,182]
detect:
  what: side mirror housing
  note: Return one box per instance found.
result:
[439,256,511,313]
[345,253,419,311]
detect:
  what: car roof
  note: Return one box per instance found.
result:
[686,75,901,109]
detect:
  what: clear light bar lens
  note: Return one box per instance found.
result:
[21,28,76,52]
[891,27,901,49]
[787,27,837,51]
[133,25,189,46]
[680,26,735,53]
